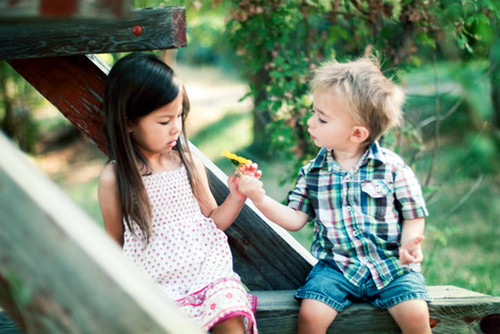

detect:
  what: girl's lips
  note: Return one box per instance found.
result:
[168,140,177,147]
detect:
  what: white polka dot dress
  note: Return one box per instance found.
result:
[122,166,257,333]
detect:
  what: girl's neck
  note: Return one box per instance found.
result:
[140,151,182,175]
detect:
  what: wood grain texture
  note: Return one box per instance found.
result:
[0,7,186,60]
[0,132,204,334]
[8,55,109,153]
[253,286,500,334]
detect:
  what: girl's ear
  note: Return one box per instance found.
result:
[126,118,134,133]
[351,125,370,143]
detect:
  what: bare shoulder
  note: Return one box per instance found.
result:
[186,150,206,173]
[98,162,117,189]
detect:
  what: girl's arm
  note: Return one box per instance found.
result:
[192,154,247,230]
[238,175,309,231]
[399,217,426,265]
[98,163,124,246]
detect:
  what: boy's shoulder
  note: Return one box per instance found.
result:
[301,148,329,172]
[376,146,406,167]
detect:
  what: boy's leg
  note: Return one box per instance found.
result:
[388,299,431,334]
[298,298,338,334]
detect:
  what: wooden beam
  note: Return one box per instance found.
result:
[8,55,109,154]
[0,7,186,60]
[0,0,132,21]
[9,54,316,291]
[253,286,500,334]
[0,132,204,334]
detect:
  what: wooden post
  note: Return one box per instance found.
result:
[0,131,204,334]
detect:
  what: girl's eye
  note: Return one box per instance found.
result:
[319,118,327,124]
[159,121,170,125]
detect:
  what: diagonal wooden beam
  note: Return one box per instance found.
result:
[0,131,204,334]
[0,7,186,60]
[8,55,109,154]
[8,53,315,290]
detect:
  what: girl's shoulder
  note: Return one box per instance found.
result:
[98,161,118,188]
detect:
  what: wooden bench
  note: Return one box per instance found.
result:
[2,285,500,333]
[254,286,500,333]
[1,2,499,333]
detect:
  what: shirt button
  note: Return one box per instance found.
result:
[346,206,352,212]
[344,175,351,181]
[353,230,359,236]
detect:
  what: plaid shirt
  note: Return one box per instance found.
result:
[287,142,428,289]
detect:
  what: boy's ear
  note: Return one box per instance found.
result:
[351,125,370,143]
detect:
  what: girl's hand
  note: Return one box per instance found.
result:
[399,235,425,265]
[228,162,262,201]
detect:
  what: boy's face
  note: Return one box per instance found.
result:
[307,90,360,151]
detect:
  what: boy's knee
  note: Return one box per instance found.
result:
[298,299,337,332]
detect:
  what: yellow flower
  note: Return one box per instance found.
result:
[221,150,250,166]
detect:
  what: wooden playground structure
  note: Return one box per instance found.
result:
[0,1,499,333]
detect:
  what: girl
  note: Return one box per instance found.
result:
[98,52,258,333]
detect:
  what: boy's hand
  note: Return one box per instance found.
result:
[399,235,425,265]
[228,163,262,201]
[238,174,266,203]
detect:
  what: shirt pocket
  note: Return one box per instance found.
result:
[360,180,394,220]
[361,180,393,198]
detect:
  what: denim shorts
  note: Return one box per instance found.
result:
[295,260,431,312]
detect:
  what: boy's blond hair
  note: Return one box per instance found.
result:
[311,57,404,144]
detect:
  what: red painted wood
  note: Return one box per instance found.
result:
[8,55,109,154]
[1,0,131,20]
[40,0,77,17]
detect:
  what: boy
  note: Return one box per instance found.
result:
[238,57,431,334]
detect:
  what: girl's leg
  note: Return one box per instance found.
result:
[211,316,244,334]
[298,298,338,334]
[388,299,431,334]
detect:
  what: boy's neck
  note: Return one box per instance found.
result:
[331,145,368,172]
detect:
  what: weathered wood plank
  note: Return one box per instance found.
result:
[0,0,131,21]
[9,53,316,291]
[253,286,500,334]
[0,131,204,334]
[0,7,186,60]
[8,55,109,153]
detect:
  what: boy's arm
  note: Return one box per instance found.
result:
[399,217,426,265]
[239,175,309,231]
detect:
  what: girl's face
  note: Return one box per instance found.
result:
[128,92,183,157]
[307,90,358,151]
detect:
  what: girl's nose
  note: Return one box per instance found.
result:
[171,117,182,134]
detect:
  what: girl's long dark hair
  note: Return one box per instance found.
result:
[103,52,198,241]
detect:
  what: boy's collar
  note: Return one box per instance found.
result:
[311,142,385,171]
